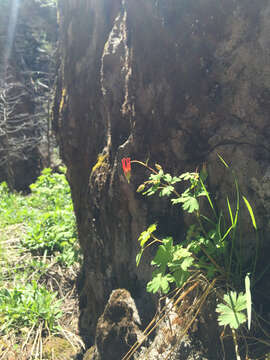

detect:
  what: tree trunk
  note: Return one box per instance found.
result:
[54,0,270,349]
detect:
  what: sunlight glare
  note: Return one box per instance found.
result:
[3,0,21,80]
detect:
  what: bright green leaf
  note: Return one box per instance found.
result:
[217,154,229,168]
[163,174,172,183]
[146,272,173,294]
[136,184,145,193]
[172,268,189,288]
[182,196,199,213]
[151,237,173,273]
[159,186,174,197]
[216,291,247,329]
[136,249,143,267]
[138,223,157,248]
[171,197,182,205]
[242,196,257,230]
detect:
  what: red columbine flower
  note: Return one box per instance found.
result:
[122,157,131,183]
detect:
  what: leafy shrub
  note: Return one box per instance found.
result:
[22,210,78,265]
[1,167,80,266]
[0,182,32,226]
[0,168,80,356]
[0,280,62,334]
[21,168,79,266]
[28,167,72,211]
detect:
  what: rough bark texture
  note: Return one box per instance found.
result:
[54,0,270,353]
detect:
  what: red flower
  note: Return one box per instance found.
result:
[122,158,131,182]
[122,158,131,174]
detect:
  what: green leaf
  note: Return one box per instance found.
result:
[242,196,257,230]
[172,268,189,288]
[162,173,172,183]
[216,291,247,329]
[151,237,173,273]
[171,197,183,205]
[172,246,192,261]
[149,170,164,182]
[181,195,199,213]
[136,184,145,193]
[136,249,143,267]
[179,172,198,181]
[159,186,174,197]
[146,272,173,294]
[227,196,234,225]
[217,154,229,168]
[167,245,194,287]
[142,183,160,196]
[138,223,157,248]
[171,176,182,184]
[180,256,194,271]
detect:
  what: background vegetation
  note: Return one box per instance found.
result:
[0,168,84,359]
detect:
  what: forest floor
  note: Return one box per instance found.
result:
[0,169,85,359]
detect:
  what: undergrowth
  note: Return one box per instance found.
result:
[121,156,270,360]
[0,168,83,359]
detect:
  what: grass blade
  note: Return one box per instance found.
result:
[227,197,233,225]
[242,196,257,230]
[199,178,217,219]
[217,154,229,168]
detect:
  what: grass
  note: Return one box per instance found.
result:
[0,168,84,359]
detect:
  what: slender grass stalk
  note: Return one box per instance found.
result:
[228,177,240,282]
[199,177,218,220]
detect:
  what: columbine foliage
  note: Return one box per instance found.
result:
[216,291,247,329]
[136,159,258,334]
[146,237,194,294]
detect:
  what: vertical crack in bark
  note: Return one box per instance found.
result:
[120,2,134,118]
[100,0,133,153]
[100,10,123,97]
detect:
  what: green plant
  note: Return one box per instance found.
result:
[18,168,80,266]
[0,169,82,356]
[137,228,194,294]
[135,158,258,289]
[0,168,80,267]
[216,291,247,329]
[28,167,72,211]
[0,182,32,226]
[0,280,62,334]
[22,209,78,266]
[131,157,260,358]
